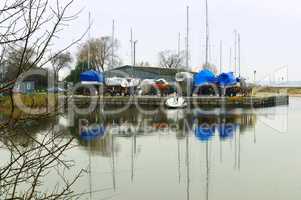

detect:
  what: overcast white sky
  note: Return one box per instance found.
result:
[58,0,301,81]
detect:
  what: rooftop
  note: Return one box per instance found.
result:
[104,65,192,82]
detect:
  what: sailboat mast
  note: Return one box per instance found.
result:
[219,40,223,73]
[111,20,115,70]
[178,32,181,56]
[238,33,241,77]
[229,47,232,71]
[205,0,209,66]
[130,28,133,66]
[234,30,237,76]
[88,12,91,70]
[186,6,189,69]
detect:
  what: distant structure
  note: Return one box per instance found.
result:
[14,68,50,93]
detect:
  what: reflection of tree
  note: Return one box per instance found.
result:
[103,107,257,142]
[69,110,120,157]
[0,124,83,199]
[0,117,54,148]
[239,113,257,133]
[79,134,119,157]
[193,112,257,136]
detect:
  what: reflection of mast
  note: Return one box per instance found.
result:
[89,139,92,200]
[253,125,257,144]
[111,135,116,191]
[234,124,241,170]
[177,139,181,183]
[238,125,241,170]
[205,142,210,200]
[219,96,226,163]
[234,126,237,169]
[219,138,223,163]
[186,130,190,200]
[131,132,136,182]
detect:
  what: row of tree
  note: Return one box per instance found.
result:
[0,2,218,84]
[0,37,218,85]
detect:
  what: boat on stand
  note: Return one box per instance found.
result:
[165,96,187,109]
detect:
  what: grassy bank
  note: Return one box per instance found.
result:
[0,93,59,120]
[253,87,301,96]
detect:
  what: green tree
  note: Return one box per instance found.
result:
[65,61,89,83]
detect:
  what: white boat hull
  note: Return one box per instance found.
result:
[165,97,187,109]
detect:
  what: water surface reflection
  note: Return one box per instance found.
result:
[3,103,297,200]
[55,106,260,200]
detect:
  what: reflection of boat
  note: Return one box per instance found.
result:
[153,79,169,91]
[195,124,214,141]
[165,97,187,109]
[80,125,106,141]
[165,109,185,121]
[218,123,236,140]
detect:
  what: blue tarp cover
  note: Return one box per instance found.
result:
[217,72,237,86]
[193,69,217,86]
[80,70,104,83]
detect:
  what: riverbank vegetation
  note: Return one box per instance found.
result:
[0,93,60,123]
[253,87,301,96]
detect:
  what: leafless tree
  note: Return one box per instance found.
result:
[158,50,184,69]
[51,51,73,83]
[0,0,86,124]
[3,47,37,82]
[0,127,85,200]
[0,0,88,198]
[77,37,121,72]
[0,0,84,93]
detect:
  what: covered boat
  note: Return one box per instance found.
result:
[193,69,218,96]
[165,97,187,109]
[176,72,194,96]
[80,70,104,85]
[217,72,237,86]
[193,69,217,86]
[105,77,128,87]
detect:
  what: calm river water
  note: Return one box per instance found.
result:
[2,98,301,200]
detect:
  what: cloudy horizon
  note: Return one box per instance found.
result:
[57,0,301,81]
